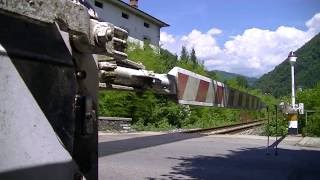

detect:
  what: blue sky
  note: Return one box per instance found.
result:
[139,0,320,42]
[136,0,320,77]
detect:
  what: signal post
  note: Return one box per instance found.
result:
[287,51,304,135]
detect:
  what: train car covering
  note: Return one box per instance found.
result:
[227,88,235,108]
[168,67,263,109]
[214,80,227,107]
[242,93,247,108]
[168,67,214,106]
[233,89,240,108]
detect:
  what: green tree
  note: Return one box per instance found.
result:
[236,76,249,88]
[297,83,320,109]
[180,46,189,62]
[207,71,218,80]
[160,48,178,70]
[190,47,197,64]
[297,83,320,136]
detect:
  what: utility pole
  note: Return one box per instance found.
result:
[287,51,298,135]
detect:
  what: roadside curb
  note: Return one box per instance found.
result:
[297,137,320,148]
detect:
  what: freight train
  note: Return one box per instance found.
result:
[168,67,263,109]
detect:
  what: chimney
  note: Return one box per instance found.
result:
[129,0,138,8]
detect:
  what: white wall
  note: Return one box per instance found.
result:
[90,0,161,46]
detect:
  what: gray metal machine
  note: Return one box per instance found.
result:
[0,1,263,180]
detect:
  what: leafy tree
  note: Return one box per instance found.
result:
[180,46,189,62]
[160,48,178,70]
[236,76,249,88]
[225,78,239,89]
[297,83,320,136]
[190,47,197,65]
[206,71,218,80]
[297,83,320,109]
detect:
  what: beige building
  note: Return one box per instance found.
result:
[90,0,169,46]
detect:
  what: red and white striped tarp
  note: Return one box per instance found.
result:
[213,80,226,107]
[168,67,214,106]
[168,67,262,109]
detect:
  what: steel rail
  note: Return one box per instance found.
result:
[184,119,266,134]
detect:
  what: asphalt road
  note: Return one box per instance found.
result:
[99,132,320,180]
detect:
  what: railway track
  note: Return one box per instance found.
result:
[184,119,265,135]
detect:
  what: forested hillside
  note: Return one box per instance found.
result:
[210,70,258,86]
[255,33,320,97]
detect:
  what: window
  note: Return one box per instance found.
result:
[94,1,103,8]
[122,12,129,19]
[144,22,150,28]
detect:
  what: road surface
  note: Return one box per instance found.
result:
[99,132,320,180]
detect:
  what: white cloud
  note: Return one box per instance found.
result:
[181,28,222,59]
[160,32,181,55]
[160,12,320,77]
[306,13,320,34]
[160,31,176,43]
[208,28,222,35]
[220,26,309,75]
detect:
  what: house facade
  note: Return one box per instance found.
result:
[90,0,169,46]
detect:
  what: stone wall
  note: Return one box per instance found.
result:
[98,117,132,132]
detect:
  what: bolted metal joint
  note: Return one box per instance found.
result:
[94,24,114,47]
[88,19,128,60]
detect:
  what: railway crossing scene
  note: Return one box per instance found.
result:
[1,0,320,180]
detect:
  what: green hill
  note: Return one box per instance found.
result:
[210,70,258,86]
[255,33,320,97]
